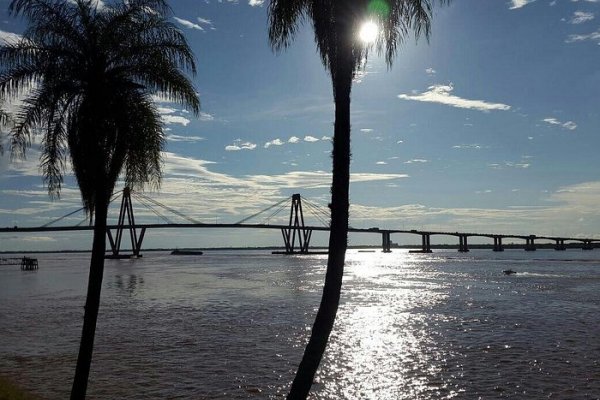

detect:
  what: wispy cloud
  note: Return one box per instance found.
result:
[569,11,595,24]
[452,144,486,150]
[166,134,205,143]
[404,159,428,164]
[542,117,577,130]
[509,0,536,9]
[288,136,300,144]
[304,136,320,142]
[248,0,264,6]
[425,67,436,75]
[398,84,511,112]
[566,28,600,43]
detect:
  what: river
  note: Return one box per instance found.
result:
[1,249,599,399]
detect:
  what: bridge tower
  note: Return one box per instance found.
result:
[280,194,313,254]
[106,187,146,259]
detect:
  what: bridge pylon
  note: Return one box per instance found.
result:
[106,187,146,259]
[279,194,313,254]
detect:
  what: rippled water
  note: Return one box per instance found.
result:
[1,249,599,399]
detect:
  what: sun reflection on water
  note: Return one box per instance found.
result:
[312,251,460,399]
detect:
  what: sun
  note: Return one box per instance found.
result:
[359,20,379,44]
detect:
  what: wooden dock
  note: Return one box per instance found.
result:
[20,257,38,270]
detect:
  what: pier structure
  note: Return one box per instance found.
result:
[381,231,392,253]
[554,239,567,251]
[493,236,504,252]
[458,234,469,252]
[525,235,536,251]
[582,240,593,250]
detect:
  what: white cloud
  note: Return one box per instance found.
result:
[360,128,374,133]
[509,0,536,9]
[542,117,577,130]
[174,17,204,30]
[225,139,257,151]
[488,162,531,170]
[264,138,284,148]
[404,159,428,164]
[321,136,331,141]
[304,136,319,142]
[569,11,595,24]
[161,115,191,126]
[425,68,436,75]
[288,136,301,144]
[166,134,205,143]
[376,161,387,165]
[248,0,264,6]
[398,84,511,112]
[0,30,22,44]
[452,144,484,149]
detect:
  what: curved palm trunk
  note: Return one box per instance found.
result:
[71,191,109,400]
[287,47,353,400]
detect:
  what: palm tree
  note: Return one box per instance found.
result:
[269,0,448,398]
[0,0,199,398]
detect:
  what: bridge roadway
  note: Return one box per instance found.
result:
[1,223,598,254]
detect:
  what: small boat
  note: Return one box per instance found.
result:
[503,269,517,275]
[171,249,203,255]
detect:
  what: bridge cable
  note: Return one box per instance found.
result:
[131,191,201,224]
[130,194,175,224]
[40,190,124,227]
[234,196,291,225]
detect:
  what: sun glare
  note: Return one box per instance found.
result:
[359,20,379,44]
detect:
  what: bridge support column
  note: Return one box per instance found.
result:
[525,236,536,251]
[582,240,593,250]
[421,234,432,253]
[279,194,312,254]
[458,235,469,252]
[381,231,392,253]
[554,239,567,251]
[106,187,145,259]
[493,236,504,252]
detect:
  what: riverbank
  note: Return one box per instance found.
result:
[0,376,41,400]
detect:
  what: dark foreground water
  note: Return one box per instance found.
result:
[1,249,599,399]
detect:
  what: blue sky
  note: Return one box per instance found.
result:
[1,0,599,251]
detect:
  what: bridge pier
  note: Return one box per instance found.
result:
[525,236,536,251]
[582,240,594,250]
[458,235,469,252]
[493,236,504,252]
[106,187,145,259]
[381,231,392,253]
[278,194,313,254]
[410,233,432,253]
[554,239,567,251]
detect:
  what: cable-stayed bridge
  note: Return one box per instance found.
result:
[1,188,598,257]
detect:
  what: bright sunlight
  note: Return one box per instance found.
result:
[359,20,379,43]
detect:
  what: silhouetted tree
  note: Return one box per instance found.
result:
[0,0,199,398]
[268,0,448,398]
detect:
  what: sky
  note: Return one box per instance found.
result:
[0,0,599,251]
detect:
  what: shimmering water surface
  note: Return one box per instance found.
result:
[1,249,599,399]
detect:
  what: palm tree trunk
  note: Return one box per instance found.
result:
[287,46,353,400]
[71,192,109,400]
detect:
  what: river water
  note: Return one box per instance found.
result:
[0,249,599,399]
